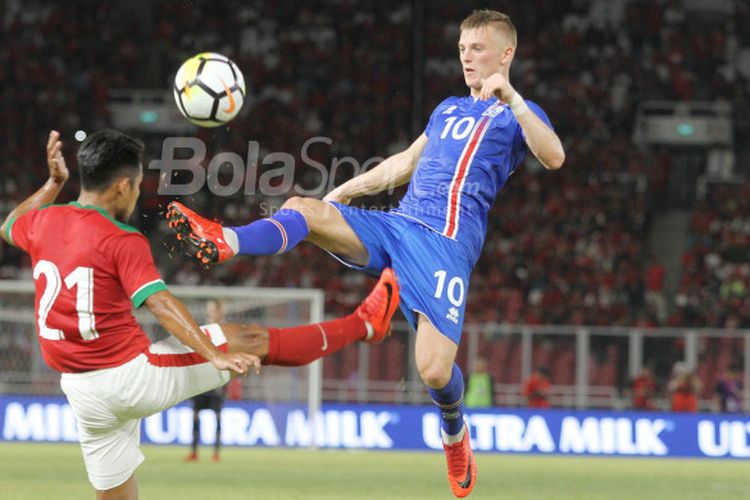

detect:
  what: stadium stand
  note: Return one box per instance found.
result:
[0,0,746,407]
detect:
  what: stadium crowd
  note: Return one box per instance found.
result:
[0,0,747,405]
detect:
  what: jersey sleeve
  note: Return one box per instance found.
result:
[5,209,38,252]
[111,232,168,308]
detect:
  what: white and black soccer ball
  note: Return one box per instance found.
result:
[173,52,246,127]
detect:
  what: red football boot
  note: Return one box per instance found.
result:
[166,201,236,264]
[354,268,400,344]
[443,423,477,498]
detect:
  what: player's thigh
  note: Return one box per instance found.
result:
[61,371,146,492]
[79,417,143,492]
[283,196,368,265]
[96,469,138,500]
[392,224,472,347]
[136,357,229,416]
[129,327,231,416]
[96,476,138,500]
[415,313,458,388]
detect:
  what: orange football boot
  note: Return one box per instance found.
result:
[166,201,236,265]
[354,268,400,344]
[443,423,477,498]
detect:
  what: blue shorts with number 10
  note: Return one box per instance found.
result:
[328,202,473,345]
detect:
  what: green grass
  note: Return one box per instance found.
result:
[0,443,748,499]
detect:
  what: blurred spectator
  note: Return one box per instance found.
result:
[644,263,667,324]
[668,362,702,413]
[2,0,743,333]
[715,365,742,413]
[629,366,657,411]
[676,183,750,327]
[464,356,494,408]
[1,0,748,403]
[523,367,551,409]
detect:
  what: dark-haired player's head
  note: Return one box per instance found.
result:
[458,10,517,92]
[76,129,144,222]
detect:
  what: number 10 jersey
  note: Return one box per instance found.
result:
[393,96,553,264]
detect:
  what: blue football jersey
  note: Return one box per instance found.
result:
[392,96,553,263]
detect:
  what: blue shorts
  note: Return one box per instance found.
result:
[328,203,473,345]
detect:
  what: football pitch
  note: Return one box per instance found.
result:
[0,443,747,499]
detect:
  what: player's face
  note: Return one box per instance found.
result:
[458,26,510,92]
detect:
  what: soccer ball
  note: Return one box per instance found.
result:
[173,52,246,127]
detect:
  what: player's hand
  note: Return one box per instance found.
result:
[323,185,352,205]
[479,73,516,103]
[46,130,69,184]
[210,351,261,376]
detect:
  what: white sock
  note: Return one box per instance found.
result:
[364,321,374,341]
[441,424,466,445]
[222,227,239,254]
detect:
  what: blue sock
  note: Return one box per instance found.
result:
[230,209,309,255]
[428,364,465,438]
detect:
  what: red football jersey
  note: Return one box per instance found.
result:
[8,202,167,372]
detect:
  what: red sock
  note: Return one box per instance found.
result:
[264,314,367,366]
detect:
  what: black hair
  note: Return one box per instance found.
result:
[76,129,144,191]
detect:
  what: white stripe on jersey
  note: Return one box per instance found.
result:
[130,279,165,300]
[442,102,502,238]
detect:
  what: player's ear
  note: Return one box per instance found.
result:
[114,176,132,195]
[501,46,514,65]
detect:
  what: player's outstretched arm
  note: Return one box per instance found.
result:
[145,290,261,376]
[323,133,428,204]
[513,103,565,170]
[479,74,565,170]
[0,131,69,244]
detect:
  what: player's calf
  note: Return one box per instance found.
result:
[166,200,310,261]
[166,197,369,268]
[219,269,400,365]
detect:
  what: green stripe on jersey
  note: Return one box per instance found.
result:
[29,202,141,234]
[4,216,16,246]
[68,202,140,233]
[131,280,168,308]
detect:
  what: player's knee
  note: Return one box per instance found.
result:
[282,196,314,218]
[238,324,267,344]
[282,196,324,229]
[226,323,268,357]
[417,360,452,389]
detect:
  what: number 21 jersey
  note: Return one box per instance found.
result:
[7,202,167,373]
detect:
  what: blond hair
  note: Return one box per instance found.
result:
[460,9,517,48]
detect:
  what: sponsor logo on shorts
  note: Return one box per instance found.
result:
[446,307,460,324]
